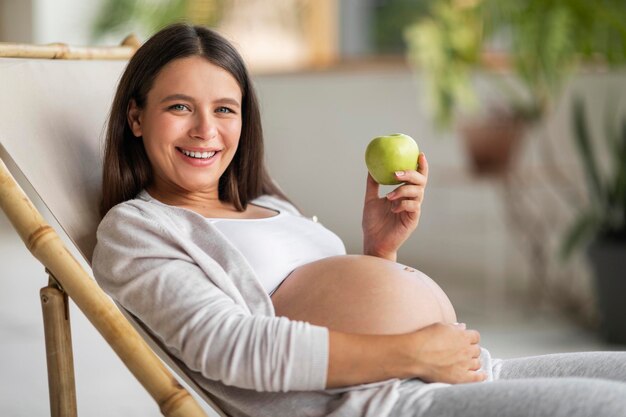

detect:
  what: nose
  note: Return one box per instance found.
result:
[189,109,218,140]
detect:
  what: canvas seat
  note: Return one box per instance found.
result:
[0,47,229,417]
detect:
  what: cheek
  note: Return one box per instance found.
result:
[224,120,243,145]
[140,119,176,163]
[143,114,185,145]
[153,114,185,134]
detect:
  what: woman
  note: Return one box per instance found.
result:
[93,23,626,417]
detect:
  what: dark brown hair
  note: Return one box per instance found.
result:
[100,23,290,217]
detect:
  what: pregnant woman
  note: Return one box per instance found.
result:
[93,23,626,417]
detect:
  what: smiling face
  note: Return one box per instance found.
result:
[128,55,243,202]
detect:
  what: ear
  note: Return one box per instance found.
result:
[127,99,143,137]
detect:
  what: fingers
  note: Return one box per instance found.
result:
[468,371,488,383]
[417,152,429,177]
[393,152,428,185]
[386,180,425,215]
[459,354,486,384]
[364,172,380,202]
[390,199,421,214]
[469,358,482,371]
[386,184,424,214]
[392,167,427,188]
[386,184,424,201]
[466,329,481,344]
[460,326,484,381]
[469,344,482,358]
[386,154,428,210]
[465,330,485,381]
[415,322,487,385]
[369,154,428,207]
[449,368,487,384]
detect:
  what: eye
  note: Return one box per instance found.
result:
[168,103,190,112]
[216,106,235,114]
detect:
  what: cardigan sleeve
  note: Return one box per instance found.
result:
[92,202,329,392]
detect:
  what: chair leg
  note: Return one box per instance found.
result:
[41,273,77,417]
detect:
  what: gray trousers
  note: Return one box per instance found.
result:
[389,351,626,417]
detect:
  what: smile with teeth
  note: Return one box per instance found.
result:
[178,148,218,159]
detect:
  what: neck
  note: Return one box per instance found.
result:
[146,182,230,212]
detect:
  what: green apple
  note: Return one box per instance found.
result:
[365,133,419,185]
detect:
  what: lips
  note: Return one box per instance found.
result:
[176,147,220,160]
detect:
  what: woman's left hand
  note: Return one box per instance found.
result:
[362,152,429,262]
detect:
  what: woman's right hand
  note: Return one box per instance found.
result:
[327,322,486,388]
[407,322,486,384]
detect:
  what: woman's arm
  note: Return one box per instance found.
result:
[327,322,486,388]
[93,203,329,392]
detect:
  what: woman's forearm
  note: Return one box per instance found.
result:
[326,331,415,388]
[326,323,486,388]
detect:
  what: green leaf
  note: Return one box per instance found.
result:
[91,0,138,40]
[613,118,626,222]
[604,104,626,217]
[560,211,600,260]
[565,97,626,258]
[572,98,604,203]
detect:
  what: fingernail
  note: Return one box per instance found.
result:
[386,191,395,199]
[454,322,467,329]
[395,171,404,177]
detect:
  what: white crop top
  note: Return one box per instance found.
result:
[207,200,346,294]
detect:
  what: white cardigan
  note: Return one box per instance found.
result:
[92,190,402,417]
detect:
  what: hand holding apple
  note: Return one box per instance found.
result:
[365,133,420,185]
[362,133,428,262]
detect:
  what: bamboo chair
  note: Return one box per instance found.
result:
[0,42,229,417]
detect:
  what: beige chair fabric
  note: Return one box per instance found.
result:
[0,57,229,417]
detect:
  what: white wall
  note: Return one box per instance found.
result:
[0,0,103,44]
[0,0,34,42]
[31,0,103,44]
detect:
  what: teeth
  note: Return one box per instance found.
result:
[181,149,216,159]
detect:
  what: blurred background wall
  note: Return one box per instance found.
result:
[0,0,100,44]
[1,0,625,415]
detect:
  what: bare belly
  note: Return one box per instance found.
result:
[271,255,457,335]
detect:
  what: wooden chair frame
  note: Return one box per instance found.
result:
[0,158,209,417]
[0,40,218,417]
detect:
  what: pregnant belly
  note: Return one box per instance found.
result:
[271,255,457,335]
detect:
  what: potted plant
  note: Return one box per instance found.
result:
[561,98,626,344]
[404,0,626,175]
[91,0,224,42]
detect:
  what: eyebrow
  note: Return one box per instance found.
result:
[159,93,241,107]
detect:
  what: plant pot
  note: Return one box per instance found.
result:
[457,111,527,176]
[587,238,626,344]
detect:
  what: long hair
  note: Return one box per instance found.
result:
[100,23,290,217]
